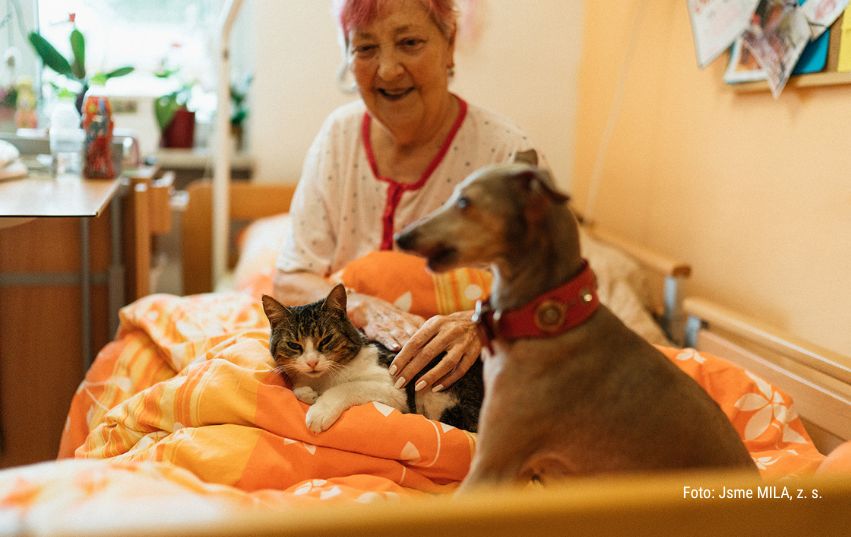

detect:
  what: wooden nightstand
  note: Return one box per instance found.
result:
[0,168,171,468]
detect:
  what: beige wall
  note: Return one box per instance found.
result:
[248,0,582,189]
[248,1,352,184]
[573,1,851,356]
[450,0,581,189]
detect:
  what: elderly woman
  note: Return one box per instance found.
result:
[274,0,541,393]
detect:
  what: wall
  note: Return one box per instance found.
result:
[249,1,351,184]
[450,0,581,189]
[248,0,582,189]
[573,1,851,356]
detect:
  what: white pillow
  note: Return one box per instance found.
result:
[0,139,20,169]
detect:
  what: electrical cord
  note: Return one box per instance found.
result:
[581,1,647,226]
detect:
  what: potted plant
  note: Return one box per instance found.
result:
[155,81,195,148]
[28,15,134,113]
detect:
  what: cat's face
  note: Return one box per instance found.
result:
[261,285,363,379]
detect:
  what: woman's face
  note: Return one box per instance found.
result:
[348,0,455,142]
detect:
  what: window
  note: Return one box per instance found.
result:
[35,0,251,154]
[38,0,224,96]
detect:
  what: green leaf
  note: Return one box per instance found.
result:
[154,67,179,79]
[230,108,247,126]
[104,66,134,79]
[28,32,74,78]
[89,73,108,86]
[70,28,86,79]
[154,93,181,130]
[57,87,77,100]
[230,85,245,105]
[47,80,79,100]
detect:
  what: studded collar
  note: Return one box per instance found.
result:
[472,260,599,350]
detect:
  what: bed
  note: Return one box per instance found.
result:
[179,180,685,346]
[1,180,849,536]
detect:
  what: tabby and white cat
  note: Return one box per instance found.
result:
[261,284,483,433]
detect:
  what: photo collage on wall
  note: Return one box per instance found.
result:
[688,0,850,97]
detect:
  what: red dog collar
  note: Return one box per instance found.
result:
[472,260,599,350]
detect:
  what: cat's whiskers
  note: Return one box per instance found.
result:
[274,362,299,378]
[322,360,346,378]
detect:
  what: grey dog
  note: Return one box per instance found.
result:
[395,152,756,489]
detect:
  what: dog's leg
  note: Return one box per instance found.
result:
[460,449,576,492]
[457,417,539,492]
[458,455,526,492]
[456,351,552,492]
[520,453,575,485]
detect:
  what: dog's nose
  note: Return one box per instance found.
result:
[394,229,418,251]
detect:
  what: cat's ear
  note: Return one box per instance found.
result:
[261,295,291,327]
[323,284,348,315]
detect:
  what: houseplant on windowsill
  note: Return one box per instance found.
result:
[28,15,134,114]
[155,81,195,149]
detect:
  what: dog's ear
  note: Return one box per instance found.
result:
[514,169,570,203]
[530,168,570,204]
[513,149,538,167]
[514,169,571,223]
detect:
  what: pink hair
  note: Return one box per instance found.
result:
[334,0,458,45]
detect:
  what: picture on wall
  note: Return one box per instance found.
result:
[721,0,848,94]
[724,36,769,82]
[742,0,812,96]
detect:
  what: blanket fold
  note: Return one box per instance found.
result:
[62,293,474,501]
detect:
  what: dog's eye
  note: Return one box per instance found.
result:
[286,341,303,353]
[456,196,471,210]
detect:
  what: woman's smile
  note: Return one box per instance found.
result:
[377,86,415,101]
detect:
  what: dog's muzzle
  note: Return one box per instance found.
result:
[394,228,418,251]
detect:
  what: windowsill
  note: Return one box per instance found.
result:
[149,147,254,170]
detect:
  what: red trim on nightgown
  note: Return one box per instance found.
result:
[361,96,468,250]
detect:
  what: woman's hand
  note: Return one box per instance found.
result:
[389,311,481,392]
[347,292,425,351]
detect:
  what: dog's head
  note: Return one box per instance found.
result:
[395,151,572,272]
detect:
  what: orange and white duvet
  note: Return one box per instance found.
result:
[0,292,837,533]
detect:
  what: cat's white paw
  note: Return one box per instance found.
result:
[305,400,343,433]
[293,386,318,405]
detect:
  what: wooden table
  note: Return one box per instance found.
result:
[0,173,120,218]
[0,173,122,366]
[0,169,167,468]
